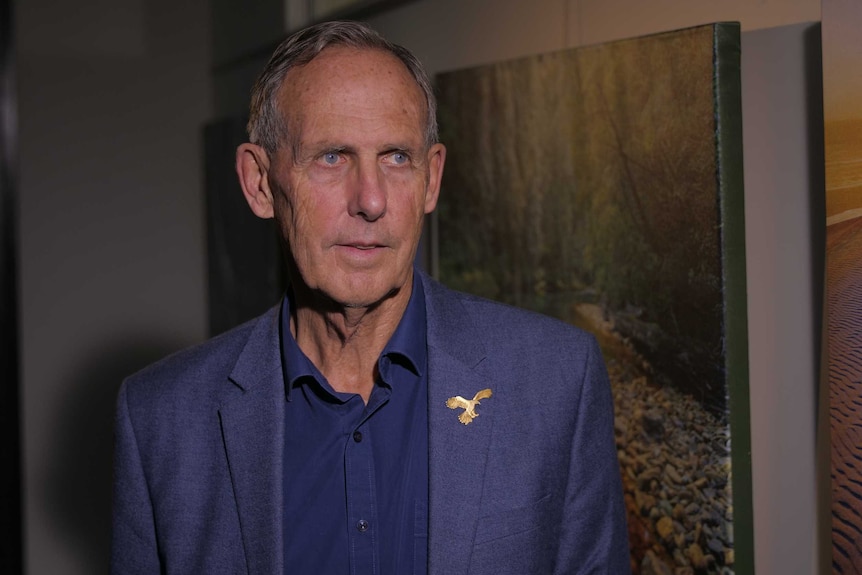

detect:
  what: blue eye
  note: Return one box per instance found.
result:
[322,152,340,165]
[391,152,408,165]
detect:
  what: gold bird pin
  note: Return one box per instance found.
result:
[446,388,493,425]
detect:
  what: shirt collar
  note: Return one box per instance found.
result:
[380,271,426,378]
[280,269,427,400]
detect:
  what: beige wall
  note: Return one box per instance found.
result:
[17,0,210,573]
[367,0,818,74]
[742,23,825,575]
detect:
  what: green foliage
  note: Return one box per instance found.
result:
[437,26,728,403]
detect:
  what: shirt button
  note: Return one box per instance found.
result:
[353,431,363,443]
[356,519,369,532]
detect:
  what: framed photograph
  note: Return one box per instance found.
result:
[822,0,862,571]
[435,23,751,574]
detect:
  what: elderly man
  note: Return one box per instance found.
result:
[112,20,630,575]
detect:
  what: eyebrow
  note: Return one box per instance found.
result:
[297,140,421,158]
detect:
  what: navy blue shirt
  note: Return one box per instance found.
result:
[280,278,429,575]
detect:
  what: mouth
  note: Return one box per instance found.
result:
[335,242,389,259]
[338,240,387,250]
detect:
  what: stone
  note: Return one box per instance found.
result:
[665,464,683,484]
[707,537,725,555]
[656,516,675,540]
[642,550,674,575]
[636,490,657,515]
[642,409,666,440]
[686,543,708,570]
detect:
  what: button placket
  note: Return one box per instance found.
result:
[345,421,377,571]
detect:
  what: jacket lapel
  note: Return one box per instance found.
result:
[422,274,495,575]
[218,307,285,575]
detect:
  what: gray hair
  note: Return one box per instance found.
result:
[247,20,438,153]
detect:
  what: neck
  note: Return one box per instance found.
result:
[290,276,414,403]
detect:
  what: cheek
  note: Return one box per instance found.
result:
[386,173,429,214]
[402,189,431,233]
[289,213,322,257]
[275,188,337,258]
[272,188,304,247]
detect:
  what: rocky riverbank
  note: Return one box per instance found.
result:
[611,360,733,575]
[576,304,735,574]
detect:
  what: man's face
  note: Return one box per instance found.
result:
[267,46,444,309]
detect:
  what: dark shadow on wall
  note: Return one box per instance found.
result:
[205,117,285,337]
[804,25,825,391]
[803,23,830,575]
[41,338,184,572]
[0,0,21,572]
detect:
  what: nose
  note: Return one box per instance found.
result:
[348,159,386,222]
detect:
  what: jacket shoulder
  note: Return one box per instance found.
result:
[121,306,279,405]
[422,273,597,350]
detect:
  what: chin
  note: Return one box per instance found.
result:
[332,286,397,310]
[293,255,414,310]
[324,275,408,310]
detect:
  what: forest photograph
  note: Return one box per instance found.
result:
[436,24,746,575]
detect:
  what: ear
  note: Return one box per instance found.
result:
[423,142,446,214]
[236,143,274,219]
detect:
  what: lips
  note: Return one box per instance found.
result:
[335,238,389,250]
[335,243,388,259]
[331,233,393,259]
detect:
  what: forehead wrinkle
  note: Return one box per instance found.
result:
[277,46,427,148]
[290,112,425,164]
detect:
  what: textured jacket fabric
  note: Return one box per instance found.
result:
[111,271,630,574]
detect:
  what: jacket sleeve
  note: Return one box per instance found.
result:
[555,337,632,574]
[111,380,161,574]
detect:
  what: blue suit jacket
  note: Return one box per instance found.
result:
[112,272,630,574]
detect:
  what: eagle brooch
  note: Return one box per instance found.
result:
[446,388,493,425]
